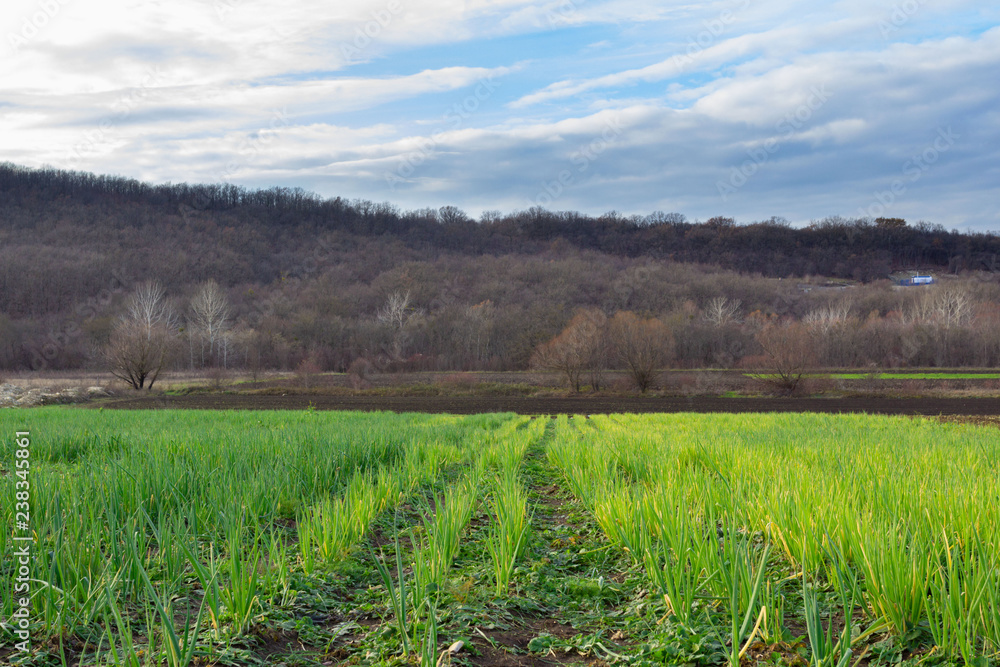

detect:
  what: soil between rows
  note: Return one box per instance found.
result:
[461,430,621,666]
[96,394,1000,416]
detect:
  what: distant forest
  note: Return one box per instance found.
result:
[1,162,999,376]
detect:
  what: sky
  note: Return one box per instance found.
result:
[2,0,999,230]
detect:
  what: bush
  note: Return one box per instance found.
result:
[206,366,230,391]
[438,372,477,388]
[295,354,322,389]
[347,357,373,390]
[752,321,817,395]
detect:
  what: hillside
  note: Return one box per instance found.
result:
[1,163,998,374]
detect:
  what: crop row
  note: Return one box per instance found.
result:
[549,413,1000,664]
[0,409,543,665]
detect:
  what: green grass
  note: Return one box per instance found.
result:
[2,409,999,666]
[0,409,510,665]
[549,413,1000,664]
[830,372,1000,380]
[748,371,1000,380]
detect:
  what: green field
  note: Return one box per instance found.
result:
[2,409,999,666]
[828,372,1000,380]
[747,372,1000,380]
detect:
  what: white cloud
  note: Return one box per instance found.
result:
[0,0,998,228]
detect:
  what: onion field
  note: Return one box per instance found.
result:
[1,409,998,667]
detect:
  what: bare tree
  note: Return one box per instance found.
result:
[580,309,611,391]
[904,284,976,365]
[377,290,415,361]
[906,285,973,328]
[127,281,176,334]
[972,302,1000,367]
[608,311,673,393]
[753,320,817,394]
[438,205,470,225]
[106,320,170,389]
[460,300,496,367]
[929,285,974,329]
[190,280,231,367]
[531,337,584,392]
[803,300,852,336]
[377,290,410,329]
[703,296,742,327]
[531,308,608,392]
[106,283,175,389]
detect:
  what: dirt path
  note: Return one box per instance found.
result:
[97,394,1000,415]
[466,423,634,666]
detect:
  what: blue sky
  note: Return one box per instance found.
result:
[2,0,999,230]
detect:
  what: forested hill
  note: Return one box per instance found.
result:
[3,162,999,285]
[2,162,999,373]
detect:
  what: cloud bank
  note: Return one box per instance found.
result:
[2,0,998,229]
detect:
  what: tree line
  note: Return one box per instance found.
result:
[98,274,1000,390]
[3,162,999,284]
[530,283,1000,392]
[1,163,999,378]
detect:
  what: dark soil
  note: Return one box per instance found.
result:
[457,435,626,667]
[937,414,1000,427]
[471,619,605,666]
[96,393,1000,416]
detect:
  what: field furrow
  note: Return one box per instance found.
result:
[2,409,999,666]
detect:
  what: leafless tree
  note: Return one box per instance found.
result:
[972,302,1000,367]
[530,337,583,393]
[703,296,742,326]
[106,282,175,389]
[347,357,374,390]
[930,285,974,329]
[377,290,410,329]
[438,205,470,225]
[295,353,322,389]
[803,300,852,336]
[753,320,817,394]
[531,308,609,392]
[227,326,258,380]
[608,311,673,393]
[460,300,496,367]
[377,290,416,361]
[126,281,177,334]
[479,209,504,224]
[906,285,974,328]
[106,319,170,390]
[903,285,976,364]
[580,309,611,391]
[190,280,231,367]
